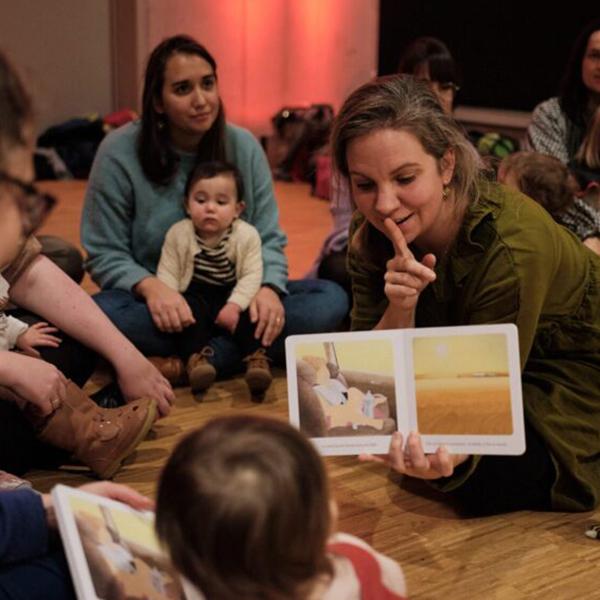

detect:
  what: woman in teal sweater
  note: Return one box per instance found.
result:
[331,75,600,514]
[82,35,347,376]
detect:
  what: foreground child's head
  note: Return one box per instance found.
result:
[184,161,245,239]
[156,415,333,600]
[498,151,576,216]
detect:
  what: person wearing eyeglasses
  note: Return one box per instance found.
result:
[397,36,461,116]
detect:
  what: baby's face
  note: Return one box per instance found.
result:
[186,174,242,240]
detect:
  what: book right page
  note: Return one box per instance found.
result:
[402,323,525,456]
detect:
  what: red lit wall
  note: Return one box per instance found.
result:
[140,0,378,135]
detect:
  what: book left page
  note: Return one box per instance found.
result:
[286,330,408,455]
[52,484,187,600]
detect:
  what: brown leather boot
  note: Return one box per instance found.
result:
[148,356,186,386]
[244,348,272,394]
[187,347,217,394]
[34,381,157,479]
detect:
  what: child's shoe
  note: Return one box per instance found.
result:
[148,356,186,386]
[243,349,272,394]
[33,381,157,479]
[187,347,217,394]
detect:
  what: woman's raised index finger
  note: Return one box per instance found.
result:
[383,218,412,258]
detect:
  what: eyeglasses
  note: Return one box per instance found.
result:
[428,80,461,94]
[0,172,56,237]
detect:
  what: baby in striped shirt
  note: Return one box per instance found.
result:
[157,161,272,397]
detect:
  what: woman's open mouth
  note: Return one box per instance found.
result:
[395,214,413,226]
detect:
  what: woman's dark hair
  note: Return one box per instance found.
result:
[156,416,332,600]
[139,35,226,185]
[0,50,33,159]
[397,36,461,88]
[559,19,600,127]
[184,160,244,202]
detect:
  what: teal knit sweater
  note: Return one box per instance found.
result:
[81,121,288,293]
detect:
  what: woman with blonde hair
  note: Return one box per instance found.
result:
[331,74,600,515]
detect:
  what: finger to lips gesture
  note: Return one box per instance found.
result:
[383,218,437,310]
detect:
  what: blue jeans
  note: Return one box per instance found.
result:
[93,279,349,376]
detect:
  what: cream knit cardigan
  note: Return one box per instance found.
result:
[156,218,262,310]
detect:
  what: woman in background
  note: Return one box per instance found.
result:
[82,35,348,378]
[332,75,600,515]
[527,19,600,164]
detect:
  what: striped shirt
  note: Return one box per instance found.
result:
[192,227,237,286]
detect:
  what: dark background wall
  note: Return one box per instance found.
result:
[378,2,599,111]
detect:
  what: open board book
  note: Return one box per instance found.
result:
[52,484,191,600]
[285,323,525,456]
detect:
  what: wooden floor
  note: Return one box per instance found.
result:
[29,180,600,599]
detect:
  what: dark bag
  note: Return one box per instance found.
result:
[37,117,105,179]
[266,104,334,182]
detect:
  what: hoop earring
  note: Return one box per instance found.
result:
[442,185,450,200]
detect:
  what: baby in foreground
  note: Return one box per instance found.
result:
[155,415,407,599]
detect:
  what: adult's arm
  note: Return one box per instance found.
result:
[0,490,48,564]
[3,315,28,349]
[8,256,174,414]
[456,222,562,369]
[80,139,151,291]
[525,98,570,163]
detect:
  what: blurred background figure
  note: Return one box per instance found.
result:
[526,19,600,168]
[397,36,461,115]
[498,151,600,255]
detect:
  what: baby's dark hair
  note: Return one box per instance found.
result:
[184,160,244,202]
[499,151,576,216]
[155,415,333,600]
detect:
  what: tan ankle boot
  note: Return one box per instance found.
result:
[187,347,216,394]
[148,356,186,386]
[244,348,272,394]
[34,381,157,479]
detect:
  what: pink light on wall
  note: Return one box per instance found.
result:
[143,0,378,135]
[286,0,340,106]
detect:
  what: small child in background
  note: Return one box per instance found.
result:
[155,415,407,600]
[157,161,272,396]
[498,151,600,255]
